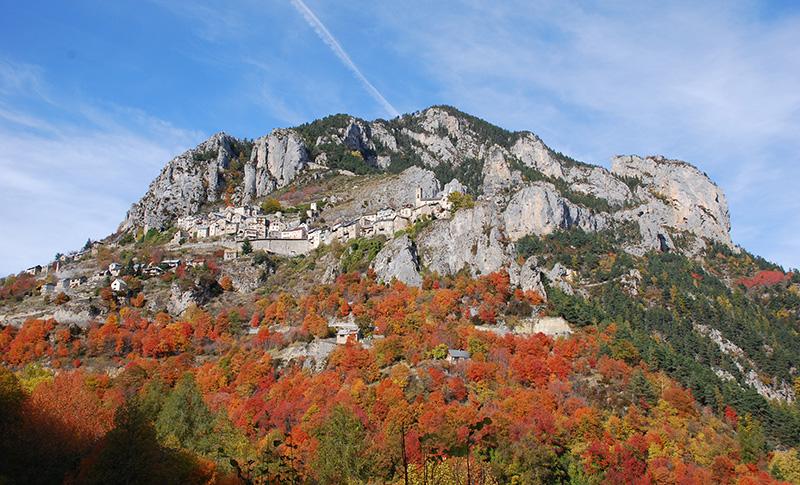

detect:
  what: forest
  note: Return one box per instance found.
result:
[3,240,800,484]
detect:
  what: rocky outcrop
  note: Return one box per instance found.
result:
[122,132,236,231]
[509,257,547,297]
[545,262,578,296]
[417,202,513,277]
[482,147,523,194]
[565,165,633,208]
[167,283,196,316]
[510,132,564,179]
[319,166,440,224]
[503,182,608,241]
[440,178,467,197]
[371,234,422,286]
[125,128,314,229]
[342,120,373,153]
[245,129,309,200]
[611,155,733,250]
[371,121,397,152]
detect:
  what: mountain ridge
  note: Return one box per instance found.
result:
[121,105,734,259]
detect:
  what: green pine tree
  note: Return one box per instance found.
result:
[313,405,369,484]
[156,373,216,454]
[738,413,766,464]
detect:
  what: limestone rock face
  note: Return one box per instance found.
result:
[249,129,309,194]
[398,107,489,168]
[503,182,607,241]
[122,132,236,231]
[611,155,733,248]
[510,132,564,179]
[371,121,397,152]
[121,107,736,270]
[482,147,523,194]
[440,178,466,197]
[417,202,513,277]
[342,120,373,153]
[371,234,423,286]
[168,283,196,316]
[545,262,578,296]
[509,257,547,297]
[565,165,633,208]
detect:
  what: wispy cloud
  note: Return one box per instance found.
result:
[147,0,248,42]
[289,0,400,118]
[0,60,202,276]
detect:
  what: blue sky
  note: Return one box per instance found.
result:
[1,0,799,275]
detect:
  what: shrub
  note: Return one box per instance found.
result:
[340,238,384,274]
[261,198,282,214]
[448,192,475,212]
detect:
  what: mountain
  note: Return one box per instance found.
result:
[2,106,800,483]
[123,106,732,254]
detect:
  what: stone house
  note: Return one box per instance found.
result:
[279,226,307,240]
[90,270,109,283]
[68,276,87,288]
[337,221,360,242]
[111,278,128,293]
[170,230,186,246]
[223,249,240,261]
[143,266,164,277]
[307,228,328,249]
[24,265,42,276]
[162,259,181,269]
[374,215,409,237]
[194,226,210,239]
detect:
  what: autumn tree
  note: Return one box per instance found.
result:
[770,448,800,483]
[54,291,70,305]
[261,197,282,214]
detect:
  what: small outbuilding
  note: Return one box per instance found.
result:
[336,328,360,345]
[447,349,471,363]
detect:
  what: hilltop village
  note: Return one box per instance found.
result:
[176,185,462,257]
[2,184,469,324]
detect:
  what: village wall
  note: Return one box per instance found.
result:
[250,238,312,256]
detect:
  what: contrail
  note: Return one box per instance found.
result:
[289,0,400,118]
